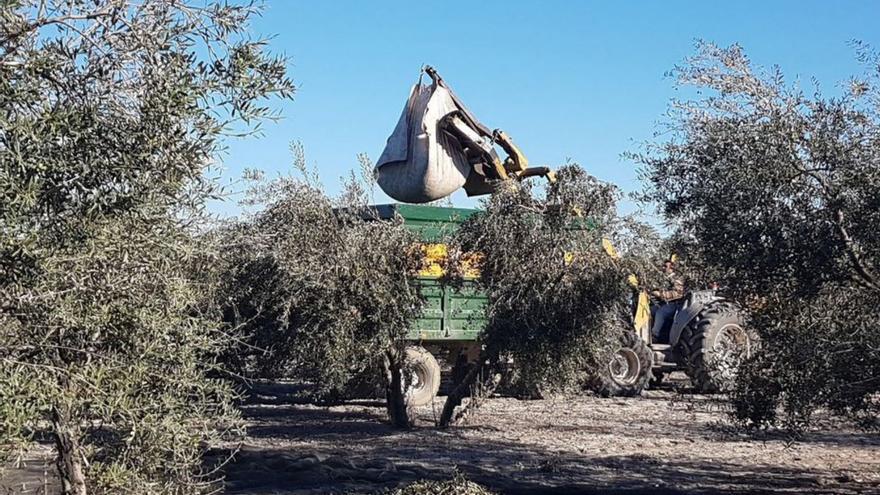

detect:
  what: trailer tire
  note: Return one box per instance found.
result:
[403,346,441,407]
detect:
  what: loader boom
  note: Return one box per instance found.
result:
[423,66,556,195]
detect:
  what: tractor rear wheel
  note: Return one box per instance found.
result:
[594,331,653,397]
[402,346,441,407]
[679,301,755,393]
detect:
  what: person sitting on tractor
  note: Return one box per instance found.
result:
[650,258,686,341]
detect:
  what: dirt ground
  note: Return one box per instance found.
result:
[4,379,879,494]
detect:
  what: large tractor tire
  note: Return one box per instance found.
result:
[679,301,755,393]
[594,331,653,397]
[402,346,441,407]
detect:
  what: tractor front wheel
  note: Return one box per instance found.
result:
[593,331,653,397]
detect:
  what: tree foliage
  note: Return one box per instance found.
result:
[216,158,425,427]
[389,470,495,495]
[636,41,880,430]
[440,165,643,424]
[0,0,292,492]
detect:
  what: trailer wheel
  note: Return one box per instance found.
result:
[403,346,441,407]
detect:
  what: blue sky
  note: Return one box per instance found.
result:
[214,0,880,217]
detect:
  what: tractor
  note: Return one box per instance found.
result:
[593,284,757,396]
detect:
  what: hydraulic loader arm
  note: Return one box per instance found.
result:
[424,65,556,192]
[442,115,557,186]
[493,129,557,183]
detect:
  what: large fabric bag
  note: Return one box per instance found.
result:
[375,80,471,203]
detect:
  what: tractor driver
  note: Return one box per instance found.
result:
[650,258,686,341]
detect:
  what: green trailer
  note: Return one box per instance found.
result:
[368,204,757,403]
[369,204,487,405]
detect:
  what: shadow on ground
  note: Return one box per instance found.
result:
[4,381,876,494]
[214,382,879,494]
[216,439,847,495]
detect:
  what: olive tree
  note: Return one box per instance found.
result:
[0,1,292,493]
[636,41,880,430]
[439,165,640,426]
[216,158,425,428]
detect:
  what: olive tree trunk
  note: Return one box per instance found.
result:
[52,407,87,495]
[439,354,500,428]
[382,350,411,428]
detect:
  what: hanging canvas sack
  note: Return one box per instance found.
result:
[374,76,472,203]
